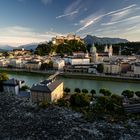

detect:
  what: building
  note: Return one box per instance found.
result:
[90,44,113,63]
[68,57,90,65]
[104,63,120,75]
[25,61,41,70]
[30,79,63,103]
[3,78,24,95]
[53,59,65,70]
[9,59,22,68]
[134,62,140,77]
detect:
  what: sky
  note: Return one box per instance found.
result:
[0,0,140,46]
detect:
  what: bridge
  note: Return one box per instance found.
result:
[47,71,62,80]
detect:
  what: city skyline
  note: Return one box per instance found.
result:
[0,0,140,46]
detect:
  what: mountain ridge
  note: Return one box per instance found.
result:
[83,35,129,45]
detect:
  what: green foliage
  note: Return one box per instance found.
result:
[96,95,123,113]
[135,91,140,98]
[90,89,96,97]
[70,93,90,107]
[97,63,104,73]
[34,43,54,56]
[122,90,134,98]
[40,61,53,70]
[82,89,88,94]
[74,88,81,93]
[38,101,48,109]
[111,94,122,105]
[21,85,30,91]
[35,39,86,56]
[113,42,140,55]
[0,73,9,81]
[57,98,69,107]
[64,87,71,94]
[99,88,112,96]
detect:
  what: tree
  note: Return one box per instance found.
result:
[74,88,81,93]
[90,89,96,98]
[82,89,88,94]
[121,90,134,98]
[135,91,140,98]
[64,87,71,94]
[97,63,104,73]
[99,88,112,96]
[70,93,90,107]
[0,73,9,91]
[21,85,30,91]
[0,73,9,81]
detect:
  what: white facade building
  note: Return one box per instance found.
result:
[53,59,65,70]
[69,58,90,65]
[134,62,140,77]
[104,63,120,74]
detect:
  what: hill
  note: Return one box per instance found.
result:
[0,92,139,139]
[0,45,15,51]
[84,35,129,45]
[18,43,39,50]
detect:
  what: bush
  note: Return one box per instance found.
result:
[70,93,90,107]
[99,88,112,96]
[82,89,88,94]
[21,85,30,91]
[135,91,140,98]
[38,101,48,109]
[122,90,134,98]
[74,88,81,93]
[111,94,122,105]
[57,98,69,107]
[64,87,71,94]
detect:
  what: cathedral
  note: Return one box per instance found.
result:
[90,44,113,63]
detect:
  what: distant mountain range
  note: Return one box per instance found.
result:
[83,35,129,45]
[0,35,129,51]
[18,43,39,50]
[0,43,39,51]
[0,45,16,51]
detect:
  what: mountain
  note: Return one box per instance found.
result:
[18,43,39,50]
[0,45,15,51]
[83,35,129,45]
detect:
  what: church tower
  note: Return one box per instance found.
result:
[90,43,97,63]
[109,44,113,57]
[104,45,109,52]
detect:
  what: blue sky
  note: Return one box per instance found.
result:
[0,0,140,46]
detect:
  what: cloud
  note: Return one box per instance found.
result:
[102,15,140,26]
[56,10,78,19]
[76,4,138,33]
[56,0,83,20]
[0,26,64,46]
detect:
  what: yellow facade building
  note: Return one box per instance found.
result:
[30,79,63,103]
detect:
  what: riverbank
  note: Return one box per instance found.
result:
[60,72,140,83]
[1,68,140,83]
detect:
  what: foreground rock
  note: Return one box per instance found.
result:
[0,93,139,140]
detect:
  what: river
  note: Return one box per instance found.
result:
[7,72,140,95]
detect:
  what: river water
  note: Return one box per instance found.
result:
[8,72,140,95]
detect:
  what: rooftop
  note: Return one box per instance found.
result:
[30,80,62,93]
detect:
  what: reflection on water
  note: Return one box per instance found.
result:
[8,72,140,95]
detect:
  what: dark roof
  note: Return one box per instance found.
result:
[3,78,19,86]
[26,61,40,64]
[30,80,62,93]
